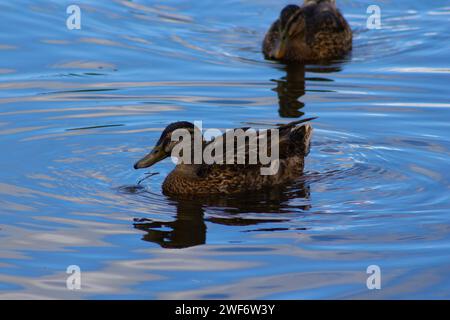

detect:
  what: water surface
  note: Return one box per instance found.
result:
[0,0,449,299]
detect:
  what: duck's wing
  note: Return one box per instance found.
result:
[196,118,316,177]
[201,127,271,168]
[277,117,316,158]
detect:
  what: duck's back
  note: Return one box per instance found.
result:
[303,2,352,60]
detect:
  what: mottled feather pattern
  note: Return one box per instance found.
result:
[263,0,352,62]
[161,121,313,195]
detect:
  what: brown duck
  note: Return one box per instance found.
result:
[263,0,352,62]
[134,119,315,195]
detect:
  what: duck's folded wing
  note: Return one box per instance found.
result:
[197,119,315,177]
[201,127,272,167]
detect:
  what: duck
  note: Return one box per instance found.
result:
[133,118,316,195]
[263,0,352,62]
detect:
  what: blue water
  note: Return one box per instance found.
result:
[0,0,449,299]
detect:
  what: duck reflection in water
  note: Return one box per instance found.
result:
[274,63,343,118]
[131,180,310,249]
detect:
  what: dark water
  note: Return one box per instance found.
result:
[0,0,449,299]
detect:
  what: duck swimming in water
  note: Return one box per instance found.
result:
[134,118,315,195]
[263,0,352,62]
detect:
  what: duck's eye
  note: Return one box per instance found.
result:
[280,4,300,20]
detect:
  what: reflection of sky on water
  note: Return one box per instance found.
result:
[0,0,449,298]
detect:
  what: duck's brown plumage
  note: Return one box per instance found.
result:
[263,0,352,62]
[134,119,315,196]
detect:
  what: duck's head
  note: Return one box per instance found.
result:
[269,4,306,60]
[134,121,199,169]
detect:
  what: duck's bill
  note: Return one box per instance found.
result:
[134,146,167,169]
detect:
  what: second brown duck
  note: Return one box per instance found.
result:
[263,0,352,63]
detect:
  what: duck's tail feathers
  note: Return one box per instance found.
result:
[285,118,315,156]
[277,117,318,129]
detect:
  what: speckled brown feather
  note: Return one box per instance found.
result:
[161,120,314,195]
[263,0,352,62]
